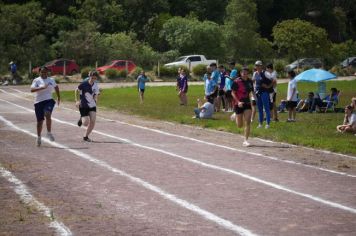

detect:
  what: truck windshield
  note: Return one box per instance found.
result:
[175,57,187,62]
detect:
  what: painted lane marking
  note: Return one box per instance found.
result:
[0,115,258,236]
[0,165,72,236]
[3,88,356,178]
[1,99,356,215]
[10,87,356,161]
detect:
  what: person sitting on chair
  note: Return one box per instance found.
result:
[296,92,314,112]
[310,88,339,112]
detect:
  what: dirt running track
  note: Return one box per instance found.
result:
[0,86,356,236]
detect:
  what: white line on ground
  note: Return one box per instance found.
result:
[1,98,356,215]
[0,115,257,236]
[8,87,356,161]
[5,88,356,175]
[0,165,72,236]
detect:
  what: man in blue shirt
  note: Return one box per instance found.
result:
[137,71,150,104]
[203,66,218,104]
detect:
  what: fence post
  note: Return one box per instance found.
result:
[158,61,160,78]
[125,60,128,77]
[63,60,66,78]
[28,61,32,79]
[95,61,98,69]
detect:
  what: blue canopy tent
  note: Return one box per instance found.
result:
[294,69,337,98]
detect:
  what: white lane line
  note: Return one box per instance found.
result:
[8,87,356,160]
[1,99,356,215]
[0,115,257,236]
[4,88,356,175]
[0,165,72,236]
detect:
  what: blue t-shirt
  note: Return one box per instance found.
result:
[219,71,227,90]
[211,69,220,84]
[10,64,17,73]
[78,81,97,108]
[137,75,149,90]
[230,69,238,79]
[203,74,217,96]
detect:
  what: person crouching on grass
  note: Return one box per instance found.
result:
[75,71,100,142]
[231,67,256,147]
[30,66,60,147]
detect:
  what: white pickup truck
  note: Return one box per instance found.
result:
[164,55,217,69]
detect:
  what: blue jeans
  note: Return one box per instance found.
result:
[257,92,271,125]
[194,108,200,118]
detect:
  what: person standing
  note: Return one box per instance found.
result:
[9,61,17,84]
[75,71,100,142]
[253,60,273,129]
[286,70,298,122]
[231,67,256,147]
[265,63,278,121]
[30,66,60,146]
[203,66,218,104]
[137,70,150,104]
[216,65,227,112]
[178,69,188,105]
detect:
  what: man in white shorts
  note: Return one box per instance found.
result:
[30,66,60,146]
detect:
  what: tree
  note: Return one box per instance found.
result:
[272,19,331,60]
[160,16,224,59]
[223,0,260,59]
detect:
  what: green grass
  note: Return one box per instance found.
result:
[61,80,356,155]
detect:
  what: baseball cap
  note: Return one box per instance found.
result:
[255,60,263,66]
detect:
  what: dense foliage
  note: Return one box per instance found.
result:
[0,0,355,73]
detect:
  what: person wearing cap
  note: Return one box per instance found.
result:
[252,60,273,129]
[75,70,100,142]
[231,67,256,147]
[30,66,60,146]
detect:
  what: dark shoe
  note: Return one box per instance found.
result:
[83,136,92,142]
[77,119,82,127]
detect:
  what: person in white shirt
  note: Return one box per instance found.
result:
[337,103,356,134]
[30,66,60,146]
[193,98,214,119]
[265,63,278,121]
[286,70,298,122]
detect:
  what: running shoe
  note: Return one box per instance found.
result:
[47,132,55,142]
[257,124,262,128]
[83,136,92,142]
[265,124,270,129]
[242,141,250,147]
[77,119,82,127]
[36,136,41,147]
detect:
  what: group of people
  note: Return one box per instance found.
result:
[193,61,286,147]
[31,66,100,146]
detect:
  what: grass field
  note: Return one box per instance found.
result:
[61,80,356,155]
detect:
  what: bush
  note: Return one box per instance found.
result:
[129,66,143,79]
[118,70,127,78]
[154,65,190,77]
[273,59,287,77]
[105,69,119,80]
[192,64,208,77]
[81,67,93,79]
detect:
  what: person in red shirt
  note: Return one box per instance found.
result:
[231,67,256,147]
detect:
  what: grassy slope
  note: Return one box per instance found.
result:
[61,80,356,155]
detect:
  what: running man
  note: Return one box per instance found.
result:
[75,70,100,142]
[137,70,150,104]
[30,66,60,146]
[231,67,256,147]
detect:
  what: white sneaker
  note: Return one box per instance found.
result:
[47,132,55,142]
[242,141,250,147]
[36,136,41,147]
[265,124,270,129]
[257,124,262,128]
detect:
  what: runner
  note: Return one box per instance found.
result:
[30,66,60,146]
[75,70,100,142]
[137,70,150,104]
[231,67,256,147]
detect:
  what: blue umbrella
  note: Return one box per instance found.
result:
[295,68,337,82]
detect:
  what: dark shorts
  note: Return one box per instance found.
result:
[218,89,225,96]
[34,99,55,122]
[139,88,145,93]
[286,101,298,109]
[225,90,232,99]
[252,100,256,106]
[234,103,252,114]
[79,107,97,117]
[180,87,188,93]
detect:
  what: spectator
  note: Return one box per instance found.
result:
[310,87,339,112]
[265,63,278,121]
[286,70,298,122]
[296,92,314,112]
[9,61,18,84]
[193,98,214,119]
[137,71,150,104]
[216,65,227,112]
[203,66,218,104]
[336,105,356,133]
[178,69,188,105]
[224,69,233,112]
[253,60,273,129]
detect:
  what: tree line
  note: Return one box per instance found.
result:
[0,0,355,74]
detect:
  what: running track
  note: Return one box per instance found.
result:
[0,87,356,236]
